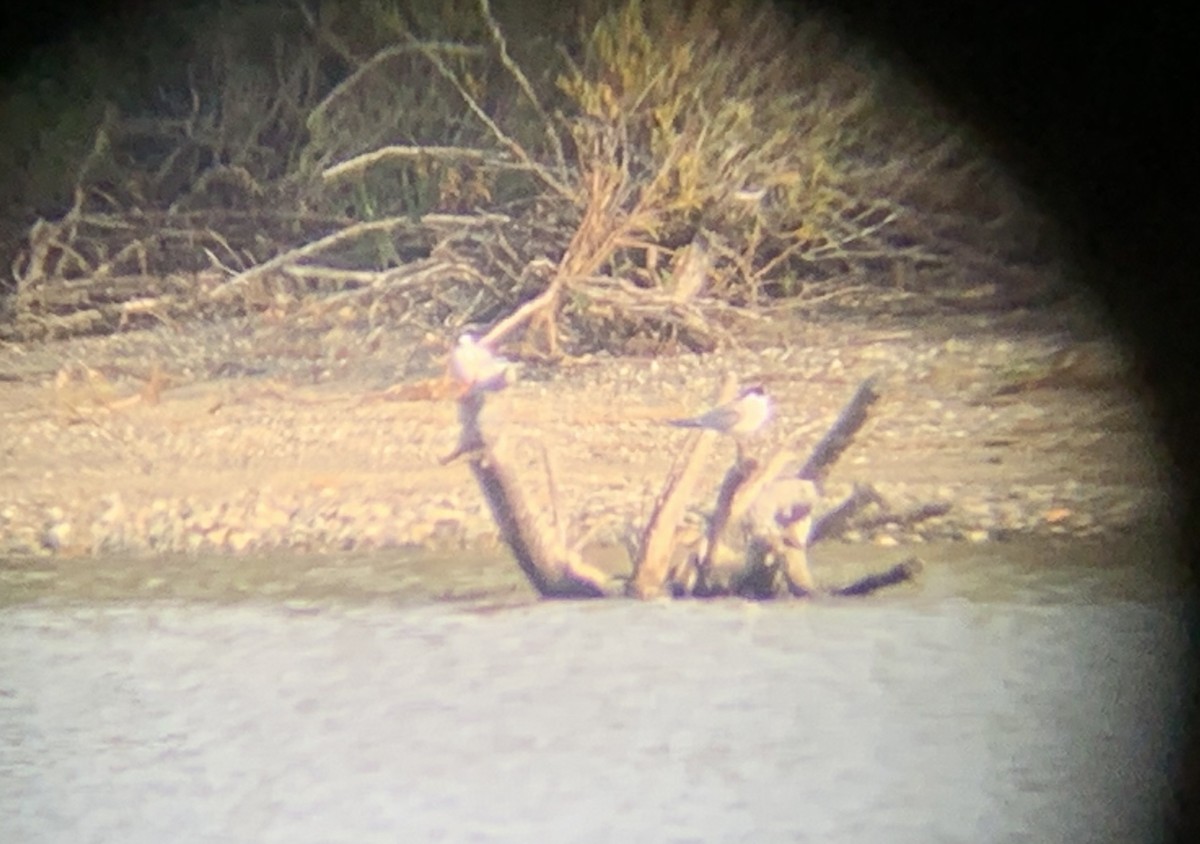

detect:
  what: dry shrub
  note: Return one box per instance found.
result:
[1,0,1052,345]
[557,0,1045,308]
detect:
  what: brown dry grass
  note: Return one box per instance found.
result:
[2,0,1050,351]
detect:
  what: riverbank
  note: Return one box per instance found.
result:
[0,298,1169,559]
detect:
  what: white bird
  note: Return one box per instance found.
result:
[449,332,511,394]
[668,384,772,436]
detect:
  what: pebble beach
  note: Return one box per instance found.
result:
[0,301,1170,559]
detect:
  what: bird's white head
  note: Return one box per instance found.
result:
[731,384,771,434]
[449,330,512,394]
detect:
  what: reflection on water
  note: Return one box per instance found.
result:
[0,537,1190,843]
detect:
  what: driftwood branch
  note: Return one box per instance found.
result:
[322,145,520,182]
[453,391,617,599]
[808,484,885,544]
[208,213,510,302]
[454,374,928,601]
[797,375,881,481]
[831,557,924,597]
[630,377,735,597]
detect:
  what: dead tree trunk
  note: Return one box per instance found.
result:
[454,374,930,600]
[453,391,617,598]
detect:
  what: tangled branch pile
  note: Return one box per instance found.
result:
[455,372,924,600]
[1,0,1053,347]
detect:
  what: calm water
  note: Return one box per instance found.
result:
[0,537,1191,843]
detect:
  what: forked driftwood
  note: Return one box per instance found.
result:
[630,376,735,598]
[452,391,618,599]
[454,375,931,600]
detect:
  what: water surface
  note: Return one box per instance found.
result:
[0,537,1189,842]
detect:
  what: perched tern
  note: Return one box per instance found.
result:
[449,332,511,394]
[669,385,771,436]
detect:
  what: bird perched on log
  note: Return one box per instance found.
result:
[668,384,772,436]
[448,332,511,395]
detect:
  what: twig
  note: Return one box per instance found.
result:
[323,145,514,182]
[541,442,564,545]
[208,213,507,301]
[411,32,574,200]
[477,0,568,175]
[305,41,486,137]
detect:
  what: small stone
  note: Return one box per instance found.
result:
[1042,507,1073,524]
[42,521,72,551]
[253,502,292,531]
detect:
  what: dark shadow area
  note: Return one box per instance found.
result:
[800,5,1198,838]
[811,0,1196,546]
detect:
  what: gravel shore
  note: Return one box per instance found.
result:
[0,300,1170,558]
